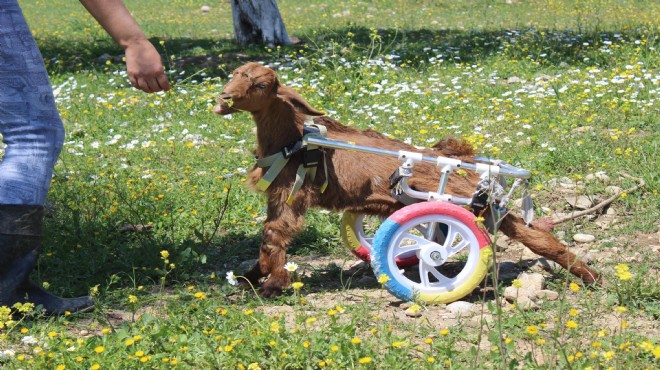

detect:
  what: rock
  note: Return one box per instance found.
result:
[565,195,594,210]
[518,272,545,291]
[96,53,111,63]
[466,314,494,328]
[446,301,477,315]
[595,216,617,230]
[504,272,545,303]
[535,289,559,300]
[585,171,609,182]
[605,186,622,195]
[529,258,562,273]
[495,234,511,251]
[404,306,422,317]
[515,296,538,311]
[201,5,211,13]
[573,233,596,243]
[506,76,523,84]
[237,259,258,272]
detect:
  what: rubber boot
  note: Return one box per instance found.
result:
[0,205,93,314]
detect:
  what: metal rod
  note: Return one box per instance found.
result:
[307,137,531,179]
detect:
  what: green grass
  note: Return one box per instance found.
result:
[1,0,659,368]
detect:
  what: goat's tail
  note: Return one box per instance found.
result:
[430,137,475,157]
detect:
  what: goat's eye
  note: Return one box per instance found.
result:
[255,83,267,90]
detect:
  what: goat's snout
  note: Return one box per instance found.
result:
[212,92,237,115]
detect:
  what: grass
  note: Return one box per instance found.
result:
[1,0,659,368]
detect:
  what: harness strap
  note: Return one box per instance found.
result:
[256,120,329,205]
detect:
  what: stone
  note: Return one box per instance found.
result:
[605,186,622,195]
[573,233,596,243]
[201,5,211,13]
[518,272,545,291]
[535,289,559,301]
[565,195,594,210]
[446,301,477,315]
[529,258,562,273]
[585,171,610,182]
[404,306,422,317]
[515,296,538,311]
[466,314,494,328]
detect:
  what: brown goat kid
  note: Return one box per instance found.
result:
[213,62,599,297]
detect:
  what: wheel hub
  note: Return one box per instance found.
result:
[419,242,447,267]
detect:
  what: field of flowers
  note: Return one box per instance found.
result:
[1,0,659,368]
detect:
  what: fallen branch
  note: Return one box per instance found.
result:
[551,172,645,225]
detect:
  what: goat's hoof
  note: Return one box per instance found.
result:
[259,285,283,298]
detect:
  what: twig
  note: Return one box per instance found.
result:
[551,172,645,225]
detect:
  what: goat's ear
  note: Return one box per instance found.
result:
[276,85,325,116]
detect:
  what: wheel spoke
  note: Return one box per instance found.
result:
[419,261,452,287]
[448,239,470,257]
[393,232,439,258]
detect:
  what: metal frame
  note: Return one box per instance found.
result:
[306,136,531,206]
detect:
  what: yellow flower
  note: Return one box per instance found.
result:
[244,309,253,315]
[135,350,145,357]
[614,306,627,313]
[291,282,304,291]
[56,365,66,370]
[474,216,485,223]
[566,320,578,329]
[440,329,449,336]
[602,350,615,361]
[392,341,405,348]
[91,365,100,370]
[358,357,372,364]
[247,363,261,370]
[526,325,539,335]
[48,331,58,338]
[511,279,522,288]
[128,295,138,304]
[569,308,579,316]
[94,346,105,354]
[427,357,435,363]
[160,250,169,259]
[569,282,580,292]
[377,274,391,284]
[615,270,633,281]
[351,337,361,345]
[652,346,660,359]
[125,339,134,346]
[330,345,339,352]
[194,291,207,300]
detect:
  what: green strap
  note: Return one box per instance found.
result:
[256,154,290,192]
[256,121,329,203]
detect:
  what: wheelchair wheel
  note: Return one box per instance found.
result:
[340,212,418,267]
[371,202,492,304]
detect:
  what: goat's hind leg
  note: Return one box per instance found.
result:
[499,215,600,284]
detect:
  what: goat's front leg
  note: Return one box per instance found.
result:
[244,196,307,297]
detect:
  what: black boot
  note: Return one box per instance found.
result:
[0,205,93,314]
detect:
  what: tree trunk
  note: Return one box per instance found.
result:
[230,0,291,46]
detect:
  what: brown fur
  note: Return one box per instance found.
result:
[213,62,599,297]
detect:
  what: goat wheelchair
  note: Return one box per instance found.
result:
[305,136,532,304]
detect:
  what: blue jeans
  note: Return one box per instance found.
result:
[0,0,64,205]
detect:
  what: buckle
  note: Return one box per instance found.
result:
[303,148,322,168]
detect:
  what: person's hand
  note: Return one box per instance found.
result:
[124,38,170,93]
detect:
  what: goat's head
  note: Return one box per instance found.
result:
[213,62,324,117]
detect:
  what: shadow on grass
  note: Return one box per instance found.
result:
[36,25,656,79]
